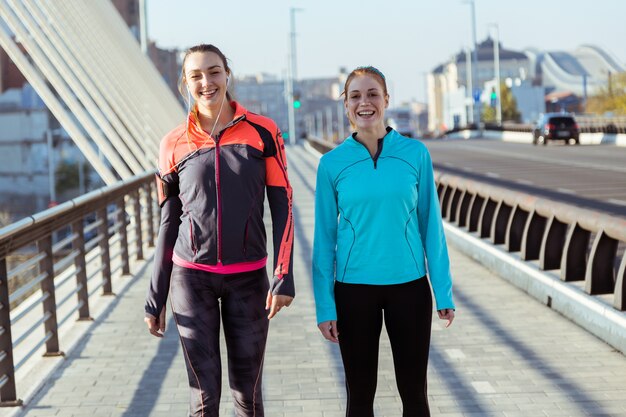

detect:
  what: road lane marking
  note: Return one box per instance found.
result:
[486,172,500,178]
[516,179,534,185]
[556,188,576,194]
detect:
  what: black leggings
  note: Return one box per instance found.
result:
[335,277,433,417]
[169,265,269,417]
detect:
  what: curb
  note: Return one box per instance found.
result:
[444,222,626,354]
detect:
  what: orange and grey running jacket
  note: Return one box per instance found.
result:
[145,101,294,318]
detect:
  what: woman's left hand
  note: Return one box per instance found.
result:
[438,308,455,328]
[266,291,294,319]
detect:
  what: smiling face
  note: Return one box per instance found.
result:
[344,74,389,131]
[183,51,229,112]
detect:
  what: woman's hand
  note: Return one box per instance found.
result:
[266,291,294,319]
[317,320,339,343]
[438,308,455,328]
[144,308,166,338]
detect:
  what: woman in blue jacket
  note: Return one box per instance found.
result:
[312,66,455,417]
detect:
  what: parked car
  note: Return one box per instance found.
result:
[532,113,580,145]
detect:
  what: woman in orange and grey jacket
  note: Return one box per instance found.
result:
[144,44,294,417]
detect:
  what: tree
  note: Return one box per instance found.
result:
[481,82,521,123]
[586,72,626,115]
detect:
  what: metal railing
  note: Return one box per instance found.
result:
[0,171,158,405]
[436,172,626,311]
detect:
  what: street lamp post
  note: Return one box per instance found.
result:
[464,0,480,128]
[287,7,303,144]
[465,48,473,126]
[489,23,502,125]
[139,0,148,54]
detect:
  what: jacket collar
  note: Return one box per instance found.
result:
[187,101,248,139]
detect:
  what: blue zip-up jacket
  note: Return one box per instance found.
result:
[312,128,455,324]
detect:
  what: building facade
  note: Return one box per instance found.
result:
[428,38,530,131]
[428,38,625,132]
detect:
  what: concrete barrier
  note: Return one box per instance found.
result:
[447,130,626,146]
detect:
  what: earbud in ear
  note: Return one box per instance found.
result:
[186,86,192,107]
[226,76,230,86]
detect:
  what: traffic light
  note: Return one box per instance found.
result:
[490,87,497,108]
[293,91,301,109]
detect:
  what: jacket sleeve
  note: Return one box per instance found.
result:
[312,159,338,324]
[145,136,182,317]
[416,148,455,311]
[265,129,295,297]
[144,193,182,317]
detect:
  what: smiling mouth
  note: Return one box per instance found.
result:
[199,88,218,99]
[357,111,375,116]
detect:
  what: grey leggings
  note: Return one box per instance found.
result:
[170,265,270,417]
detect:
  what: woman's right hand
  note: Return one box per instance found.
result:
[317,320,339,343]
[144,308,166,338]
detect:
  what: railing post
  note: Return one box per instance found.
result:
[440,185,452,218]
[478,198,497,239]
[468,195,484,233]
[456,191,471,228]
[615,253,626,311]
[560,223,590,282]
[0,258,22,406]
[118,198,130,275]
[491,201,512,245]
[521,210,546,261]
[133,190,144,261]
[506,206,528,253]
[585,231,617,295]
[447,188,461,223]
[71,220,92,320]
[144,183,155,248]
[97,207,113,295]
[539,216,567,271]
[36,237,63,357]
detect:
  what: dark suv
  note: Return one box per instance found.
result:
[532,113,580,145]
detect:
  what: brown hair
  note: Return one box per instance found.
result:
[342,66,388,100]
[178,44,233,103]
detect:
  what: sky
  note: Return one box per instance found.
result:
[147,0,626,105]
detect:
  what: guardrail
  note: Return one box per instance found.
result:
[306,136,625,313]
[446,115,626,135]
[0,172,158,406]
[437,173,626,311]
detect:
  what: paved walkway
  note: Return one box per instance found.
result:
[6,145,626,417]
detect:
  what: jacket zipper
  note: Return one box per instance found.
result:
[210,115,245,265]
[215,137,222,264]
[372,138,384,169]
[353,135,384,169]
